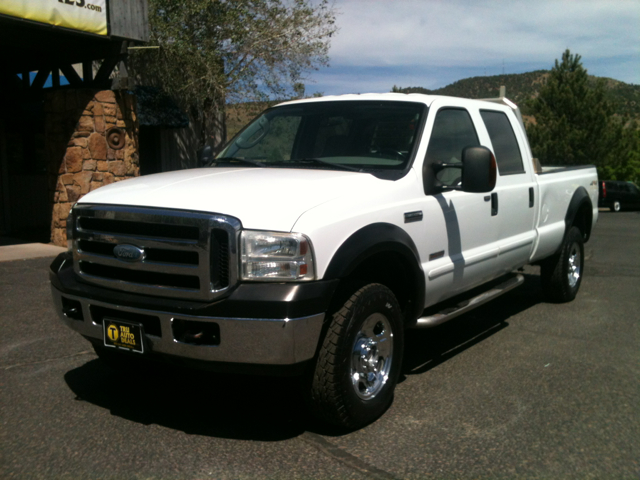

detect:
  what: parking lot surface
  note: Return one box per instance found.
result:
[1,211,639,479]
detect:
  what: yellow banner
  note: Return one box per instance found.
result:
[0,0,107,36]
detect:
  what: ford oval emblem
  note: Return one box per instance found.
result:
[113,244,145,263]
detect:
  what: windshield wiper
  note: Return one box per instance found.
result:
[290,158,362,172]
[213,157,266,167]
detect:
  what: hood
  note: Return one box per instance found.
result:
[78,167,382,231]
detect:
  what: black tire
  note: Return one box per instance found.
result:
[307,283,404,429]
[541,226,584,303]
[611,200,621,212]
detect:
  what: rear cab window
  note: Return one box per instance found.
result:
[480,110,525,175]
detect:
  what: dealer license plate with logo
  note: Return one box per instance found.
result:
[103,318,144,353]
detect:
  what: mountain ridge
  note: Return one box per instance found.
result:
[392,71,640,118]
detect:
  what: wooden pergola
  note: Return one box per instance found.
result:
[0,0,149,93]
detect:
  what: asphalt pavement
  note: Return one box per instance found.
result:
[1,211,639,479]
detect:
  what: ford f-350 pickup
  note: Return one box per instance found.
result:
[50,93,598,428]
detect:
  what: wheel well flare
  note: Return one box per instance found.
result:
[324,223,425,324]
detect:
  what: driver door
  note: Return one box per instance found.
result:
[418,104,501,304]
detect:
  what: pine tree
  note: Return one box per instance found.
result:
[603,125,640,184]
[527,50,626,173]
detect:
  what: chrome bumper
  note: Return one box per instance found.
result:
[51,286,325,365]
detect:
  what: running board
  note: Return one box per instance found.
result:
[414,273,524,328]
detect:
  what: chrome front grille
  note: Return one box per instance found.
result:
[70,205,240,301]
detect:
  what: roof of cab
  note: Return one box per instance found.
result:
[275,92,510,110]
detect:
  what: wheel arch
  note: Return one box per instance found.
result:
[564,186,594,244]
[323,223,425,325]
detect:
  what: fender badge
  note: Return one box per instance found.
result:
[113,244,146,263]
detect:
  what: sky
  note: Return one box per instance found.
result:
[304,0,640,96]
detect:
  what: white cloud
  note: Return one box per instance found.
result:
[311,0,640,93]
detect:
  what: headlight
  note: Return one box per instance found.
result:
[240,231,315,281]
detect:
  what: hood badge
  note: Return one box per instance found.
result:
[113,244,146,263]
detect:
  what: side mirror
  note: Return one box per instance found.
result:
[198,145,214,166]
[461,146,496,193]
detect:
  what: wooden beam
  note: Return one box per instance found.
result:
[94,56,120,84]
[51,69,60,88]
[83,61,93,84]
[31,68,51,90]
[111,41,132,90]
[59,64,83,87]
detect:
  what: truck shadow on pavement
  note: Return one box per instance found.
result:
[401,271,542,377]
[64,272,543,440]
[64,359,311,441]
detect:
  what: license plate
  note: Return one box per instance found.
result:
[103,318,144,353]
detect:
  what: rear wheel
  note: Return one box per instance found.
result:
[308,283,404,429]
[611,200,621,212]
[541,226,584,302]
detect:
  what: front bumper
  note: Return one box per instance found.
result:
[50,253,337,367]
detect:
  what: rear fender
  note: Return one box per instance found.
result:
[562,186,593,246]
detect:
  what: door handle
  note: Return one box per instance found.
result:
[529,187,534,208]
[491,192,498,216]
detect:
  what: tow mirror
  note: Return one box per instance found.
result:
[461,146,496,193]
[198,145,214,166]
[235,115,270,149]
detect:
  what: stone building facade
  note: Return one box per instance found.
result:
[47,89,140,246]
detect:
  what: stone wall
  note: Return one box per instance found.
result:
[45,90,140,246]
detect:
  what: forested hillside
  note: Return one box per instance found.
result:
[392,71,640,118]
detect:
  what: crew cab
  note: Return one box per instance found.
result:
[50,93,598,428]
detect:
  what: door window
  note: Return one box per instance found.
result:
[425,108,479,188]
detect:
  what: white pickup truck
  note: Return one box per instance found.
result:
[51,93,598,428]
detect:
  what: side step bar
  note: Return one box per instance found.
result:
[414,273,524,328]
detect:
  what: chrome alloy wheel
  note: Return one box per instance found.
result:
[567,241,582,288]
[350,312,394,400]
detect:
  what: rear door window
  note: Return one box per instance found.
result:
[480,110,525,175]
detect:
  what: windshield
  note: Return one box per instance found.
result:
[216,101,426,178]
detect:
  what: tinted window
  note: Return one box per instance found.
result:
[219,101,424,175]
[233,115,301,161]
[426,108,479,187]
[480,110,524,175]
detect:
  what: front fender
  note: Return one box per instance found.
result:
[324,223,425,322]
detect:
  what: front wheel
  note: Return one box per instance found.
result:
[611,200,621,212]
[541,226,584,302]
[307,284,404,429]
